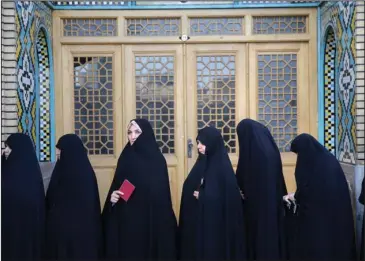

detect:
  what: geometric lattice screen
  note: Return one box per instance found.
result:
[135,55,175,154]
[73,56,114,155]
[196,55,236,153]
[253,16,307,34]
[189,17,244,36]
[126,18,180,36]
[63,18,117,37]
[323,28,336,155]
[257,53,298,152]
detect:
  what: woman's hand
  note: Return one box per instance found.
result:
[240,190,245,200]
[193,191,199,200]
[110,190,124,204]
[283,193,295,204]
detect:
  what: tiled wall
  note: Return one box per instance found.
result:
[15,1,54,161]
[321,1,357,165]
[321,1,364,250]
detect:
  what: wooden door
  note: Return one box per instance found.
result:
[59,45,123,207]
[124,44,185,215]
[186,44,247,173]
[248,43,314,192]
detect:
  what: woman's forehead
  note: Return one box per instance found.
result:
[128,120,142,131]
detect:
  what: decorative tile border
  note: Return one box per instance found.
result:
[16,1,54,161]
[321,2,357,164]
[324,29,336,155]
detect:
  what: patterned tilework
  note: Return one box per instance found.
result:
[321,1,357,164]
[16,1,53,161]
[324,29,336,155]
[36,31,51,161]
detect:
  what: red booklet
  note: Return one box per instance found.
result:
[119,179,135,202]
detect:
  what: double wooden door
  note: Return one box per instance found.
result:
[58,42,314,215]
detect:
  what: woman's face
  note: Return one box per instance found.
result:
[3,145,12,159]
[128,122,142,145]
[197,140,206,155]
[56,148,61,160]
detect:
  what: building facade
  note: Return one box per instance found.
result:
[1,0,365,244]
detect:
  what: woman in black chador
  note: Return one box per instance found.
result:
[1,133,45,261]
[102,119,177,261]
[178,153,206,261]
[359,176,364,261]
[235,119,288,260]
[286,133,356,260]
[45,134,102,261]
[192,126,246,261]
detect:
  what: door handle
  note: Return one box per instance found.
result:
[187,138,194,158]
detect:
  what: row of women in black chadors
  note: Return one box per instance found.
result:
[1,118,363,261]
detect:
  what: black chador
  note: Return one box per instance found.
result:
[102,119,177,261]
[178,153,206,260]
[194,126,246,261]
[45,134,102,261]
[289,133,356,260]
[236,119,288,260]
[1,133,45,261]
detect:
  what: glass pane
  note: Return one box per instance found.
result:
[189,17,243,36]
[135,55,175,154]
[126,18,180,36]
[257,53,298,152]
[74,56,114,155]
[196,55,236,153]
[63,18,117,37]
[253,16,306,34]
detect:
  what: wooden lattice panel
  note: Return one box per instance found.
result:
[253,16,306,34]
[196,55,236,153]
[189,17,244,35]
[63,18,117,36]
[135,55,175,154]
[73,56,114,155]
[126,18,181,36]
[257,53,298,152]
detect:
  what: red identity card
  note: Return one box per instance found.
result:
[119,179,135,202]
